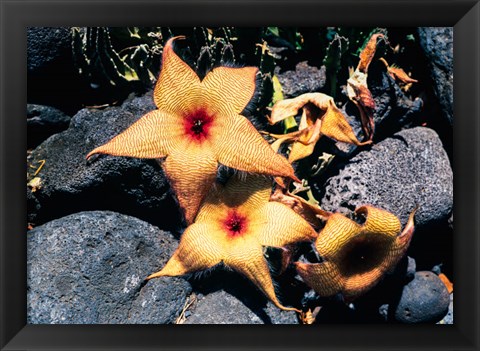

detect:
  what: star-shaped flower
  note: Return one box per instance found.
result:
[266,93,370,163]
[147,175,318,311]
[295,205,416,301]
[87,36,297,224]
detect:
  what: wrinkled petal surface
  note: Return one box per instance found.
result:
[163,145,218,224]
[224,236,299,312]
[149,174,315,311]
[269,93,319,125]
[315,213,362,260]
[356,205,401,237]
[87,110,182,160]
[203,66,258,116]
[153,36,203,114]
[250,202,317,247]
[148,221,223,278]
[214,115,298,181]
[196,175,272,222]
[295,261,343,297]
[297,205,416,300]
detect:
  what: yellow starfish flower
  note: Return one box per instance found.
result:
[147,175,318,312]
[296,205,416,301]
[87,36,298,224]
[267,93,370,163]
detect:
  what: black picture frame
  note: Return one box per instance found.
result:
[1,0,479,350]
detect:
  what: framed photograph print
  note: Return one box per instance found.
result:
[1,0,479,350]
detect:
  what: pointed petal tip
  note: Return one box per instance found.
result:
[274,172,300,187]
[399,205,418,239]
[274,176,286,188]
[280,306,302,314]
[358,139,373,146]
[86,149,98,161]
[86,146,105,161]
[165,35,186,46]
[291,174,302,183]
[270,295,302,313]
[145,271,164,281]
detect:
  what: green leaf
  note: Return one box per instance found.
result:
[267,27,280,37]
[271,75,297,132]
[272,75,284,104]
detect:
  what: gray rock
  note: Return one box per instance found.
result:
[26,92,181,230]
[27,27,72,73]
[27,104,71,148]
[406,256,416,280]
[437,292,453,325]
[319,127,453,227]
[275,61,326,98]
[368,62,424,138]
[184,268,300,324]
[27,211,190,324]
[27,27,84,114]
[27,187,40,224]
[128,278,191,324]
[184,290,298,324]
[392,271,450,323]
[418,27,453,125]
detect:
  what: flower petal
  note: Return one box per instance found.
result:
[298,206,416,300]
[342,264,390,298]
[320,100,369,146]
[202,66,258,116]
[215,115,299,181]
[271,92,369,150]
[269,93,317,125]
[224,237,299,312]
[315,213,362,260]
[295,261,343,297]
[147,221,224,279]
[153,36,203,115]
[196,174,272,222]
[357,33,386,73]
[288,120,322,162]
[86,110,182,160]
[251,202,317,247]
[355,205,401,237]
[163,145,218,224]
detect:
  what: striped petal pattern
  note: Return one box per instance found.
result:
[162,146,218,224]
[296,205,416,300]
[153,36,203,114]
[87,36,297,224]
[214,115,299,181]
[148,174,317,311]
[86,110,182,159]
[203,66,259,116]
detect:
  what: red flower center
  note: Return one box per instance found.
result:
[224,210,248,238]
[184,109,214,142]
